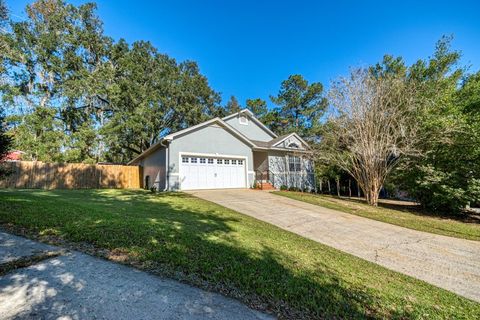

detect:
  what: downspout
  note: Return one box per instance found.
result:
[160,138,172,191]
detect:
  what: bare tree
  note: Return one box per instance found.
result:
[319,68,424,206]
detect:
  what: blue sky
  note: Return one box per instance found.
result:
[8,0,480,107]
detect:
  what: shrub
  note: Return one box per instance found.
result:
[280,185,288,191]
[410,165,470,213]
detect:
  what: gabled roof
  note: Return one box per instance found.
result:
[128,117,255,164]
[222,109,277,139]
[166,117,256,147]
[128,110,312,164]
[270,132,311,149]
[251,132,311,152]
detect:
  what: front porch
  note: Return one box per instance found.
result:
[253,150,315,191]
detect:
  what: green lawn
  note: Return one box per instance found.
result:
[273,191,480,241]
[0,189,479,319]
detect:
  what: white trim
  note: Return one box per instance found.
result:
[222,109,253,121]
[252,146,312,153]
[128,118,256,164]
[128,138,171,165]
[272,133,295,146]
[239,115,249,125]
[179,151,248,159]
[167,118,255,147]
[271,132,311,150]
[222,109,277,138]
[288,154,302,172]
[178,151,248,190]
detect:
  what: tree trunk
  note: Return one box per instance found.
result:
[327,180,331,194]
[336,177,340,197]
[357,181,361,198]
[364,180,380,206]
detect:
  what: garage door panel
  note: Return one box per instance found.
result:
[180,155,246,190]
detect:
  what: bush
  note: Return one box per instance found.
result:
[411,165,471,213]
[468,178,480,207]
[280,185,288,191]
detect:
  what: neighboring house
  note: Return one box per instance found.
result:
[129,109,315,191]
[2,150,24,161]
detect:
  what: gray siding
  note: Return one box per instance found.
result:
[139,147,166,191]
[224,116,273,142]
[135,120,314,192]
[268,152,315,191]
[167,124,254,190]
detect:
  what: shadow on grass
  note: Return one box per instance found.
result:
[0,189,422,319]
[317,194,480,225]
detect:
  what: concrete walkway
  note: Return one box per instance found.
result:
[0,232,272,320]
[189,189,480,302]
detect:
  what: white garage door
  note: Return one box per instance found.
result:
[179,155,246,190]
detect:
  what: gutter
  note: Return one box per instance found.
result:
[252,146,313,153]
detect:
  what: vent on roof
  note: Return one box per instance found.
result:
[239,115,248,125]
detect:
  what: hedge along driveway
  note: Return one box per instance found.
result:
[0,189,479,319]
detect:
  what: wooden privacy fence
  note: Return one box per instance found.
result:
[0,161,142,189]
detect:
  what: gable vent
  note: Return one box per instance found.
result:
[239,115,249,125]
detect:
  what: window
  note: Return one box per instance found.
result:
[182,157,189,163]
[289,156,301,172]
[191,157,197,163]
[288,142,299,149]
[238,160,243,165]
[200,158,206,164]
[208,158,214,164]
[217,159,223,164]
[239,115,248,125]
[232,160,237,165]
[224,159,230,165]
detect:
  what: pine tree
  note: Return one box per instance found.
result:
[270,75,327,138]
[225,96,242,114]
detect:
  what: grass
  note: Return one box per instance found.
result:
[0,189,479,319]
[273,191,480,241]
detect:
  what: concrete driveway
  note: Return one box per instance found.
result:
[0,231,272,320]
[189,189,480,302]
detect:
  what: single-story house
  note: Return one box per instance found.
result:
[129,109,315,191]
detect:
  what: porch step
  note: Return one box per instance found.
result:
[259,182,276,190]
